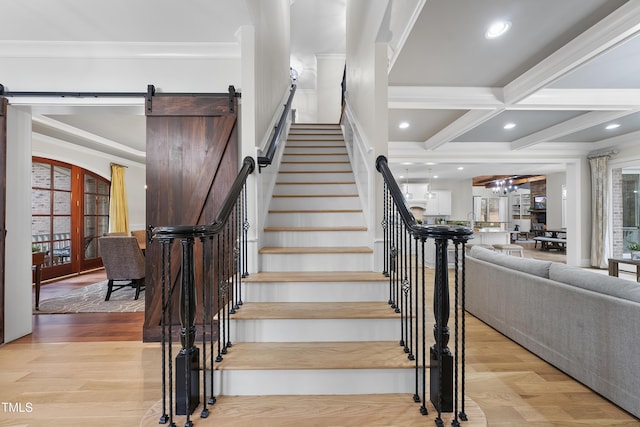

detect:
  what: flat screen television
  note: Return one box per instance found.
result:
[534,196,547,210]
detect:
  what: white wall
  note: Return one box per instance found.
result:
[546,172,566,231]
[246,0,292,149]
[316,54,345,123]
[5,106,33,342]
[0,55,241,94]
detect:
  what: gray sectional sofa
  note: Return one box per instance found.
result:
[466,245,640,418]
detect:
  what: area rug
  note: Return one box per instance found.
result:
[35,281,145,314]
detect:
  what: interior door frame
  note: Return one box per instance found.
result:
[0,98,7,345]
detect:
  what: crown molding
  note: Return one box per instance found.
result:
[0,41,240,59]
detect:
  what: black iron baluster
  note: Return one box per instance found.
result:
[419,237,428,415]
[167,240,176,426]
[225,222,233,351]
[159,239,171,425]
[206,236,217,408]
[382,182,389,276]
[459,241,468,422]
[176,236,199,421]
[452,240,460,427]
[216,233,225,362]
[200,236,210,419]
[242,185,249,278]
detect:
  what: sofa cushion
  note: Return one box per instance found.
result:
[469,245,552,278]
[549,263,640,303]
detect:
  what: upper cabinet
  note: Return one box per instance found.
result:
[423,190,452,216]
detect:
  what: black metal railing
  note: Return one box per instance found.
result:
[257,83,297,170]
[376,155,473,426]
[150,156,255,426]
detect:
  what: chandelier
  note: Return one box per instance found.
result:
[492,178,518,195]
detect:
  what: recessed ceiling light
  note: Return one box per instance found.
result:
[503,123,516,130]
[486,20,511,39]
[433,175,439,179]
[457,167,464,170]
[605,123,620,130]
[398,121,410,129]
[401,162,413,165]
[425,162,436,166]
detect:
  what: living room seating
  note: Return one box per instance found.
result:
[98,236,146,301]
[466,245,640,418]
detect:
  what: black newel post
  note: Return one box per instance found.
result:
[430,236,453,416]
[176,237,200,417]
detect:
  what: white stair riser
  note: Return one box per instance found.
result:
[287,130,344,141]
[285,146,347,155]
[261,253,373,272]
[266,211,365,227]
[242,281,387,302]
[279,162,352,172]
[230,318,398,342]
[286,140,345,147]
[274,182,357,195]
[282,154,349,163]
[263,230,368,247]
[270,196,362,210]
[276,172,354,183]
[212,369,415,396]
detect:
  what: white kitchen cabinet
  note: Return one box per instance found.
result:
[423,191,451,216]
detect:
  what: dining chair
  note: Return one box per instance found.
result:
[98,236,146,301]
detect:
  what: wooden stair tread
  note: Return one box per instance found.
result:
[264,226,367,232]
[275,181,356,185]
[285,145,346,148]
[281,161,350,164]
[232,302,395,320]
[216,341,414,371]
[278,170,352,174]
[259,246,373,254]
[268,209,363,213]
[283,153,348,156]
[243,271,387,282]
[272,194,358,198]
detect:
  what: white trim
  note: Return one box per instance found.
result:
[0,41,240,59]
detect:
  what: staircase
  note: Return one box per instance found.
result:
[214,123,414,397]
[141,124,485,426]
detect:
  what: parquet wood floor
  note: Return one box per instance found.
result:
[1,264,638,426]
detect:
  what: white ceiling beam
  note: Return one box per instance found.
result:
[389,86,503,110]
[515,88,640,111]
[32,114,146,158]
[510,110,635,150]
[423,109,503,150]
[503,1,640,105]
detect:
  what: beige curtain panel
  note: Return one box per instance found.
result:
[589,155,608,269]
[109,164,129,234]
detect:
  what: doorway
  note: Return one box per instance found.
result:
[31,157,109,281]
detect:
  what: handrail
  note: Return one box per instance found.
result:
[257,83,297,169]
[376,154,472,422]
[152,156,255,239]
[376,155,472,241]
[150,155,255,424]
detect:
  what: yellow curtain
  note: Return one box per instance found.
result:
[109,164,129,234]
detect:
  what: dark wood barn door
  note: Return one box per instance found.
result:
[144,93,238,341]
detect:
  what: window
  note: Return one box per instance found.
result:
[31,158,110,280]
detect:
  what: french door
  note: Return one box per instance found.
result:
[31,157,109,280]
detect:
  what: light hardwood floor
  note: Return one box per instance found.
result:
[1,258,639,426]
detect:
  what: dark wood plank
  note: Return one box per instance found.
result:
[144,95,238,341]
